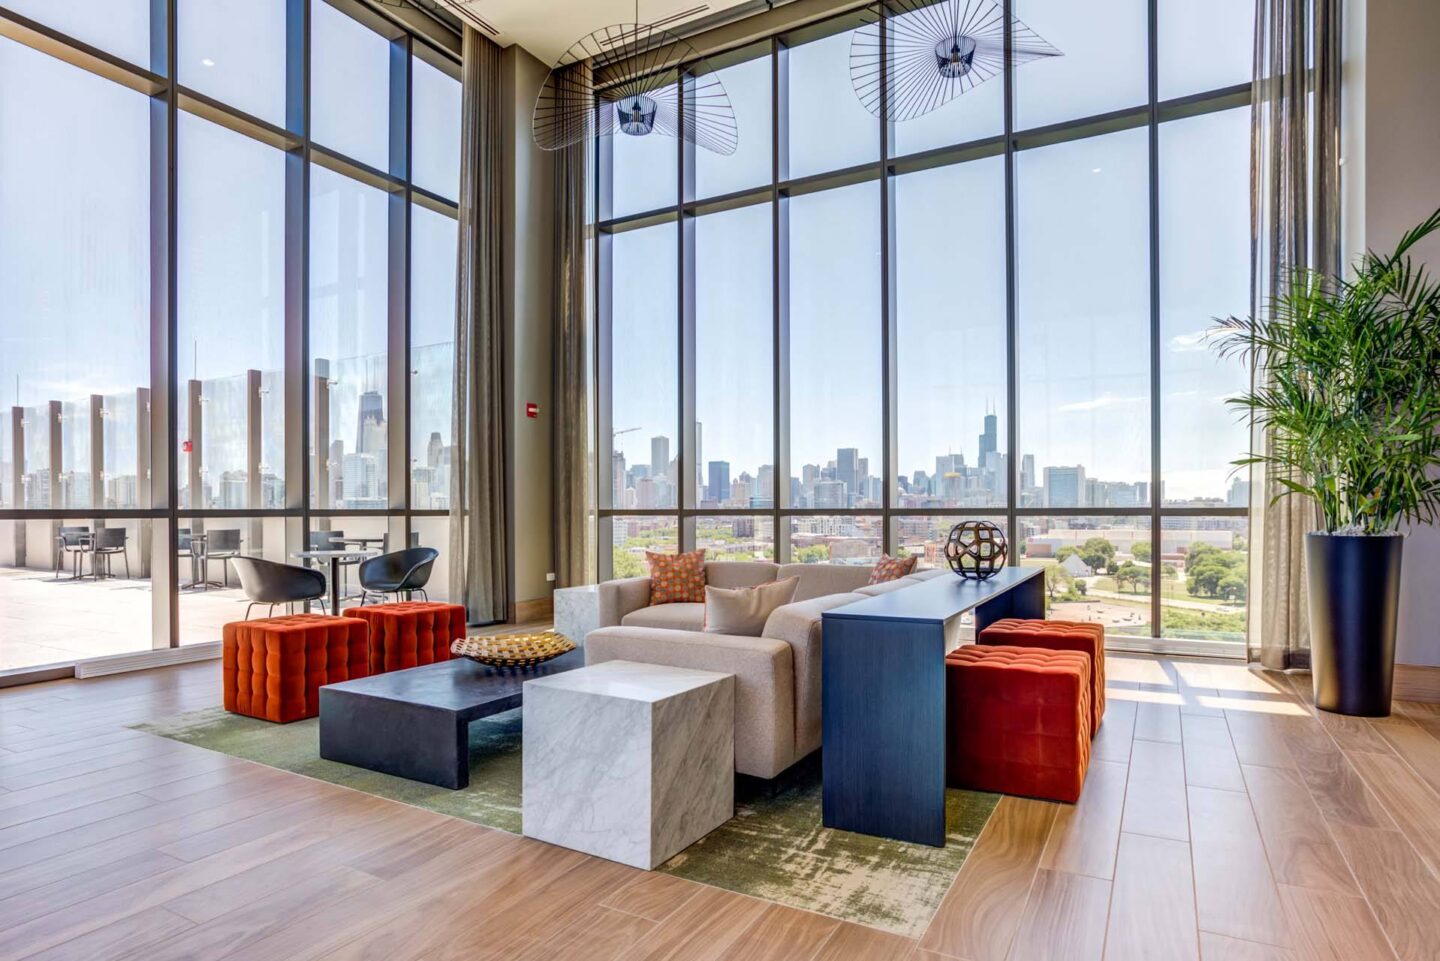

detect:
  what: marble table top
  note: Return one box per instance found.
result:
[523,659,731,704]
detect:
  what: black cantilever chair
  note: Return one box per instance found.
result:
[356,547,439,605]
[230,556,328,620]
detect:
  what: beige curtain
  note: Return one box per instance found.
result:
[1247,0,1341,669]
[449,27,508,623]
[551,64,596,588]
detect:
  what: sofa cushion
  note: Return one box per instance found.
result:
[586,627,795,779]
[855,577,918,597]
[868,553,918,584]
[647,549,706,604]
[909,568,949,582]
[704,560,779,589]
[621,602,706,631]
[704,577,799,637]
[776,564,874,601]
[761,591,870,757]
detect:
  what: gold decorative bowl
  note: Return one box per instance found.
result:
[451,630,576,668]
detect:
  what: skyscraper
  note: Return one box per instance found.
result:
[650,435,669,480]
[356,390,385,454]
[836,448,859,502]
[707,460,731,505]
[1045,465,1087,508]
[978,407,997,465]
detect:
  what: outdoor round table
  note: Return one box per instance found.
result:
[290,548,378,614]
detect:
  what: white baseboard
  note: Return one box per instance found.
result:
[74,642,222,678]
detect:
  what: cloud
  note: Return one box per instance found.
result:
[1169,329,1218,353]
[1056,394,1148,413]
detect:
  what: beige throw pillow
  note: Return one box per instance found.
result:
[704,577,800,637]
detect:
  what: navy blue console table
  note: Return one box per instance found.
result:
[821,566,1046,846]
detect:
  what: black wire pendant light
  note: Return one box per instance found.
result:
[532,2,738,156]
[850,0,1062,122]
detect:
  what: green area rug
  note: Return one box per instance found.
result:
[134,708,998,937]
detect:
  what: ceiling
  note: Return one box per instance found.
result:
[426,0,771,64]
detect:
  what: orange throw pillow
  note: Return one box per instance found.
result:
[868,553,918,585]
[646,549,707,604]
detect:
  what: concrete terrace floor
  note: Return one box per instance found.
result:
[1,568,255,671]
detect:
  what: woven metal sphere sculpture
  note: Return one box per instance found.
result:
[944,520,1008,580]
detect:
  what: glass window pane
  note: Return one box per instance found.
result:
[1020,515,1152,638]
[787,29,879,180]
[893,516,1008,572]
[177,515,291,644]
[789,516,883,565]
[411,205,457,509]
[789,183,881,508]
[411,515,454,601]
[888,6,1004,158]
[694,54,771,200]
[1,519,156,669]
[179,0,288,126]
[412,55,461,199]
[1014,0,1147,130]
[1017,129,1150,509]
[178,113,287,510]
[6,0,150,66]
[610,81,678,219]
[895,157,1007,508]
[312,0,392,171]
[608,223,678,509]
[696,516,776,562]
[611,515,678,577]
[309,165,390,509]
[695,204,772,508]
[1158,0,1253,101]
[1161,108,1250,507]
[1,39,150,512]
[1159,516,1248,646]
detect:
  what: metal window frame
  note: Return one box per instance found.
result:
[594,3,1252,652]
[0,0,462,663]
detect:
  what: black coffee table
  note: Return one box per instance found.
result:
[318,649,584,789]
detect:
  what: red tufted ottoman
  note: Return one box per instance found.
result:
[223,614,370,723]
[979,618,1106,732]
[340,601,467,675]
[945,645,1092,803]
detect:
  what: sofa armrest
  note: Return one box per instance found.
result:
[597,576,651,628]
[585,626,796,779]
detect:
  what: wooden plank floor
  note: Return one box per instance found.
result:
[2,654,1438,960]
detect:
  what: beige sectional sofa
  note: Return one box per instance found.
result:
[586,560,949,779]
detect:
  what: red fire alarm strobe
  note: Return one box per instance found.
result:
[525,402,540,419]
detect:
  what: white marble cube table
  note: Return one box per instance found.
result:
[553,584,599,647]
[522,660,734,869]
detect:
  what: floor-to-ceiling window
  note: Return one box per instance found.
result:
[596,3,1252,654]
[0,1,461,673]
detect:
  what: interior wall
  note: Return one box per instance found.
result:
[1345,0,1440,666]
[500,43,556,615]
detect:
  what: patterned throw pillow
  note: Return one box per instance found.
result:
[646,549,707,605]
[867,553,918,585]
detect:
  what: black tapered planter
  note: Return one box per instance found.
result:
[1305,532,1402,717]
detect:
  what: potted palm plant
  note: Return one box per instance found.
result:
[1212,209,1440,716]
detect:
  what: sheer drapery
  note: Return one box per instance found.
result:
[449,26,508,622]
[1247,0,1341,668]
[551,63,596,588]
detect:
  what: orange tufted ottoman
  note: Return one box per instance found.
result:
[223,614,370,723]
[945,645,1092,803]
[340,601,467,675]
[979,618,1106,732]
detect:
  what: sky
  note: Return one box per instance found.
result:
[1,0,1254,509]
[0,10,462,509]
[607,2,1253,502]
